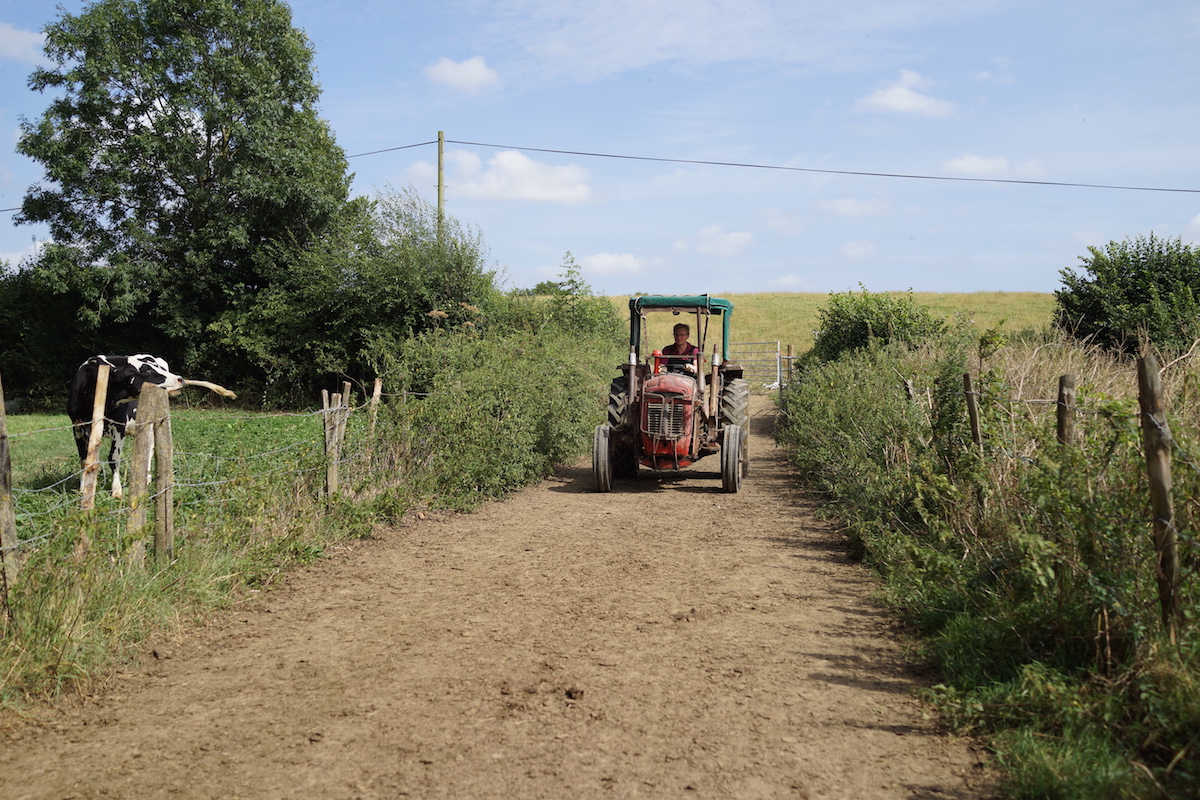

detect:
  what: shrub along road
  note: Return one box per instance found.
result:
[0,396,994,799]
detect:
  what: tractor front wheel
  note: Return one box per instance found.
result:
[720,378,750,475]
[593,424,614,492]
[721,424,743,493]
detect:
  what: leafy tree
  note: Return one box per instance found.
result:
[210,185,500,403]
[1054,234,1200,353]
[16,0,350,371]
[810,285,946,362]
[0,266,97,402]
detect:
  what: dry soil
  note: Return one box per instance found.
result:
[0,396,995,799]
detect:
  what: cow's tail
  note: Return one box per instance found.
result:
[182,380,237,399]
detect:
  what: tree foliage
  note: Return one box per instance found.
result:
[1054,234,1200,353]
[209,186,501,403]
[16,0,350,367]
[810,285,946,362]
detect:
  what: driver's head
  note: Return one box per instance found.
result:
[673,323,690,341]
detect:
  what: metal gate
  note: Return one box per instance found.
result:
[728,341,783,388]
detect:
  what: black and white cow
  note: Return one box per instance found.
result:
[67,354,185,497]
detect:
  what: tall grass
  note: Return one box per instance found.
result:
[779,327,1200,799]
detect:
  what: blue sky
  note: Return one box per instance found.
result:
[2,0,1199,296]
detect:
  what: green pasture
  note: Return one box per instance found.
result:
[609,292,1056,353]
[4,409,321,492]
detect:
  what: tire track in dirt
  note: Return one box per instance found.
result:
[0,396,994,799]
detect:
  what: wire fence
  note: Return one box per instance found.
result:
[943,354,1192,639]
[0,394,396,569]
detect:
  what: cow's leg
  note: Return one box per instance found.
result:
[109,430,124,499]
[73,424,90,469]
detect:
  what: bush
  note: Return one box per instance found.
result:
[1054,233,1200,353]
[810,286,946,362]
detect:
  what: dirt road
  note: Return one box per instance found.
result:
[0,396,994,799]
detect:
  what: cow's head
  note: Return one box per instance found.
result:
[125,354,185,395]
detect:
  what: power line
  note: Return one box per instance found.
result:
[440,138,1200,195]
[345,140,437,159]
[7,138,1198,216]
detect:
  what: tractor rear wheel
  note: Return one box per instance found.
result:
[607,376,638,478]
[721,424,743,493]
[593,425,613,492]
[720,378,750,475]
[607,377,630,428]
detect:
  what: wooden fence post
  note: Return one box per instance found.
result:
[0,370,20,611]
[368,377,383,437]
[339,381,352,453]
[963,372,987,511]
[963,373,983,454]
[79,363,111,514]
[322,388,343,498]
[153,393,175,564]
[1137,355,1181,643]
[125,383,168,566]
[1057,374,1076,446]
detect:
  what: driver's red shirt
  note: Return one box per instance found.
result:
[663,342,699,356]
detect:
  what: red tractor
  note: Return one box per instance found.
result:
[593,295,749,493]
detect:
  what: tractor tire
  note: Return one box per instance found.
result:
[613,440,638,479]
[721,424,743,493]
[720,378,750,475]
[606,376,638,478]
[593,424,613,492]
[607,376,631,429]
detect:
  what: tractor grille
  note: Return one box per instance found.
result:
[645,397,685,438]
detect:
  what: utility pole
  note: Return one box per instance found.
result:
[437,130,445,241]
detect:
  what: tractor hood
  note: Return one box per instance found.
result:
[643,372,698,400]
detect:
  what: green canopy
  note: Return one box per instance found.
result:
[629,295,734,315]
[625,295,735,360]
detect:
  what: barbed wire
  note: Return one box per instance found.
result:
[1,399,385,557]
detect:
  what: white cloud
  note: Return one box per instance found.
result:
[762,208,807,234]
[581,252,646,276]
[674,225,753,257]
[840,241,877,261]
[976,56,1014,84]
[820,197,889,216]
[1189,212,1200,230]
[487,1,1005,82]
[0,241,43,269]
[434,149,591,204]
[767,273,817,290]
[858,70,955,117]
[942,153,1009,177]
[423,56,501,93]
[1015,160,1048,178]
[0,23,45,65]
[942,153,1049,178]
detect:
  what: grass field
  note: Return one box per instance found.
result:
[608,291,1057,354]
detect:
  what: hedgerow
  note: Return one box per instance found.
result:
[779,312,1200,798]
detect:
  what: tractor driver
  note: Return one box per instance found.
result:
[662,323,699,374]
